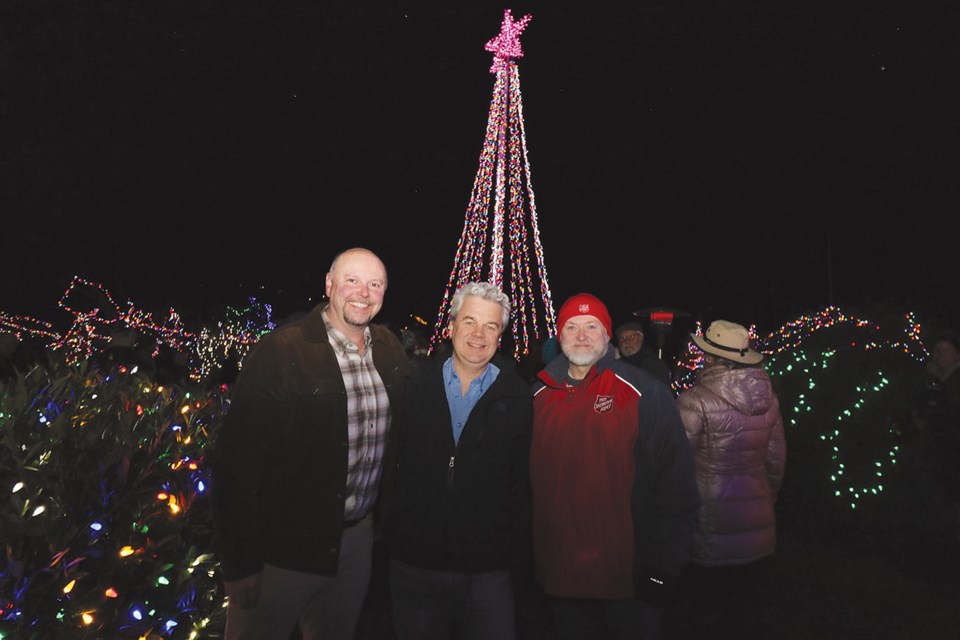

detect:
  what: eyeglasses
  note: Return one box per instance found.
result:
[619,333,642,341]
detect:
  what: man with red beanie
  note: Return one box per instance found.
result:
[529,293,699,639]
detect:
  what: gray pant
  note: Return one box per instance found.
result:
[389,559,516,640]
[224,515,373,640]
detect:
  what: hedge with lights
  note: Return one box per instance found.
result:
[1,353,227,639]
[1,303,953,638]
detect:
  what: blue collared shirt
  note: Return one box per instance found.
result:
[443,356,500,445]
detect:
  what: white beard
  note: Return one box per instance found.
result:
[563,342,607,367]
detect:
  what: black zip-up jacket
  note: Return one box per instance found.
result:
[385,352,533,573]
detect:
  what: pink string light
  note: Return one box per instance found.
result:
[484,9,532,74]
[431,9,557,359]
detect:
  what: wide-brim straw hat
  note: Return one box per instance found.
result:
[691,320,763,365]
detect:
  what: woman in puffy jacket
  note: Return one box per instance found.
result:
[674,319,786,633]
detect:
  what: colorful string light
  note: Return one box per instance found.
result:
[430,9,557,359]
[0,275,942,637]
[1,356,226,637]
[674,307,926,509]
[1,276,274,382]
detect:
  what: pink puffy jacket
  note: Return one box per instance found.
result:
[677,364,786,566]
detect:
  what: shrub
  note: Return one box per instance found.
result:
[1,352,228,639]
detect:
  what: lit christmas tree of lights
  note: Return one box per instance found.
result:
[429,9,557,358]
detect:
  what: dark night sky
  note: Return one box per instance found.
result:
[3,1,958,336]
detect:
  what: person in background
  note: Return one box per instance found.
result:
[210,247,410,640]
[674,319,786,633]
[0,331,24,381]
[96,326,156,377]
[927,333,960,405]
[911,333,960,431]
[0,329,48,382]
[541,334,559,364]
[386,281,533,640]
[614,320,672,387]
[529,293,699,640]
[920,333,960,534]
[400,325,431,375]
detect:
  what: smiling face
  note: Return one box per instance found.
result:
[324,248,387,339]
[559,314,609,369]
[449,295,504,370]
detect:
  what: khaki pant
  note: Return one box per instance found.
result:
[224,515,373,640]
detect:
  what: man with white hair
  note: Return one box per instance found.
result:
[529,292,699,640]
[386,281,533,640]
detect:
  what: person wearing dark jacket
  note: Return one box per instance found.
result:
[210,248,410,640]
[615,320,673,387]
[386,281,533,640]
[530,293,700,640]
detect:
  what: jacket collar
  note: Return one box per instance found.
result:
[299,303,396,352]
[299,304,332,343]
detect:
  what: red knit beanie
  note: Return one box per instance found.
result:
[556,293,612,337]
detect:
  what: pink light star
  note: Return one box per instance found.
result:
[484,9,532,73]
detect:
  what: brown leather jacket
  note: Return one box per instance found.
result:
[210,304,410,581]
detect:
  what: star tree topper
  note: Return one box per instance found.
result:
[484,9,532,73]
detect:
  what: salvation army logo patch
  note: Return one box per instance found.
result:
[594,394,614,413]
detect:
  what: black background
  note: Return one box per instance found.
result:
[3,1,958,335]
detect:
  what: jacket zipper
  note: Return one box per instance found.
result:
[446,454,455,489]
